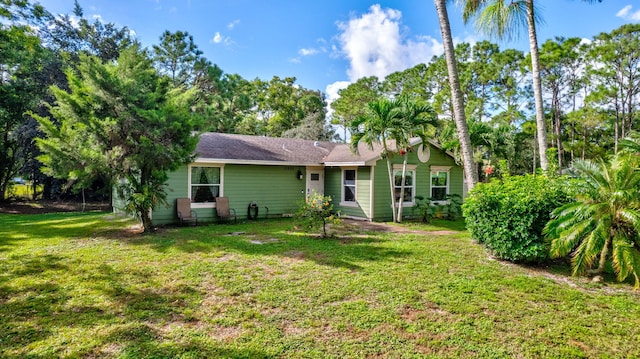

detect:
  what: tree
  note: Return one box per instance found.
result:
[468,40,501,121]
[350,97,436,223]
[330,76,381,142]
[37,45,198,232]
[586,24,640,153]
[461,0,549,172]
[544,155,640,287]
[393,97,439,222]
[0,17,48,201]
[282,92,336,141]
[38,0,132,64]
[153,30,203,88]
[539,37,584,168]
[434,0,479,190]
[350,98,403,222]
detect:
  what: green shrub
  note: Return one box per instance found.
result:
[415,194,463,223]
[295,192,341,238]
[463,174,573,263]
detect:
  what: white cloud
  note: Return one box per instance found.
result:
[617,5,640,21]
[324,81,351,128]
[325,81,351,105]
[289,57,301,64]
[335,4,444,83]
[212,32,223,44]
[299,48,318,56]
[227,19,240,30]
[210,32,233,45]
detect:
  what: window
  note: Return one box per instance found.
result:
[310,173,320,181]
[342,168,356,205]
[394,168,416,205]
[430,166,450,202]
[189,165,222,207]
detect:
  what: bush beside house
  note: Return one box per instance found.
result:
[463,174,573,263]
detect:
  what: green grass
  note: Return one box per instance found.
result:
[0,212,638,358]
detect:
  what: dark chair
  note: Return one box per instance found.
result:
[215,197,236,224]
[176,198,197,226]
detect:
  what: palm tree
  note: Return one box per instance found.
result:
[460,0,549,172]
[620,132,640,155]
[434,0,480,191]
[544,156,640,287]
[394,97,439,222]
[350,98,403,222]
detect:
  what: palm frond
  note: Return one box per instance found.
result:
[611,236,640,287]
[571,233,596,276]
[464,0,543,42]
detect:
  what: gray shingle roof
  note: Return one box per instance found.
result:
[194,133,339,164]
[194,133,448,165]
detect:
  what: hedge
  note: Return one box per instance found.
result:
[463,174,573,263]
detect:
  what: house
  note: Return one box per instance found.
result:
[145,132,465,225]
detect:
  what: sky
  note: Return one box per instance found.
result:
[35,0,640,104]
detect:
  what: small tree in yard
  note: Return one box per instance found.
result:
[296,192,340,238]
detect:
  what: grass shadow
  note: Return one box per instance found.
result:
[135,219,411,271]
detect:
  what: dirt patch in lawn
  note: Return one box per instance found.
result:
[341,219,458,236]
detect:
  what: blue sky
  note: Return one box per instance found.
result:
[37,0,639,103]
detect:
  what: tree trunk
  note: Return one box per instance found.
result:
[434,0,478,190]
[596,239,611,274]
[396,153,409,223]
[385,156,398,223]
[141,209,154,233]
[532,130,537,174]
[526,0,549,172]
[551,87,563,171]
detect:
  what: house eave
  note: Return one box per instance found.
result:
[193,158,321,166]
[324,161,366,167]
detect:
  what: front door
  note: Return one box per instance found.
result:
[306,166,324,198]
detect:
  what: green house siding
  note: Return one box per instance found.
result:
[152,166,195,225]
[324,167,340,205]
[145,141,463,225]
[325,166,372,219]
[151,163,306,225]
[372,143,463,221]
[224,164,306,219]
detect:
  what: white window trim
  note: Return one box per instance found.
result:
[340,167,358,207]
[188,164,225,209]
[393,164,417,206]
[430,165,450,205]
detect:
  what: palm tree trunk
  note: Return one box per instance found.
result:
[526,0,549,172]
[435,0,479,190]
[532,130,537,174]
[385,156,398,222]
[596,239,610,274]
[396,153,409,223]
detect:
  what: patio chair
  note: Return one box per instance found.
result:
[215,197,236,224]
[176,198,197,226]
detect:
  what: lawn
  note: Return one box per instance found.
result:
[0,212,638,358]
